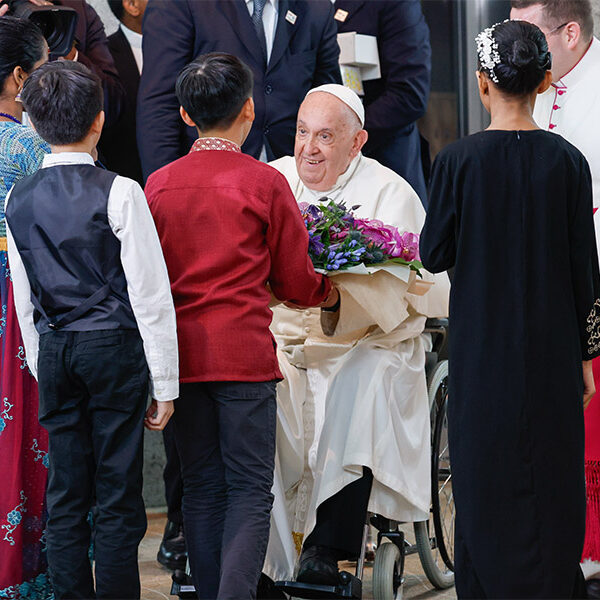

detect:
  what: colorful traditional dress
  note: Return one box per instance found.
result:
[0,122,51,599]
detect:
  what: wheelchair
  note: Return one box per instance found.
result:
[172,318,454,600]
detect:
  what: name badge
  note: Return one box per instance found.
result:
[334,8,348,22]
[285,10,297,24]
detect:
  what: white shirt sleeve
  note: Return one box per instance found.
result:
[107,176,179,401]
[5,188,39,380]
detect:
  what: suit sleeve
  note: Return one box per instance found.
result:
[266,172,332,305]
[312,1,342,87]
[364,0,431,132]
[569,155,600,360]
[137,0,196,181]
[75,1,125,129]
[419,155,456,273]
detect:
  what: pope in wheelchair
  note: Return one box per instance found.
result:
[263,85,450,586]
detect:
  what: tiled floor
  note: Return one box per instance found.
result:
[139,512,457,599]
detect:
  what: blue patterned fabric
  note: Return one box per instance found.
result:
[0,122,51,599]
[0,122,50,239]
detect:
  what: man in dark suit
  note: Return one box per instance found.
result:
[334,0,431,204]
[137,0,342,180]
[98,0,147,185]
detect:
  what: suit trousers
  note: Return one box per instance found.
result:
[162,419,183,524]
[173,381,277,600]
[37,329,149,600]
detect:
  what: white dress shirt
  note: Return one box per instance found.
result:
[5,152,179,401]
[120,24,143,74]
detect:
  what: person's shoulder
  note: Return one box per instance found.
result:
[549,133,591,169]
[359,154,415,191]
[268,155,296,178]
[1,124,47,149]
[295,0,334,20]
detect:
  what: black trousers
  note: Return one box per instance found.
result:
[304,468,373,559]
[37,330,149,600]
[173,381,277,600]
[162,419,183,525]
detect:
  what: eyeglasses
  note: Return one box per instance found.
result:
[546,22,569,36]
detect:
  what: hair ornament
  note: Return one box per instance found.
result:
[475,20,509,84]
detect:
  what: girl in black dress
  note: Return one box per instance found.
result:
[421,20,600,598]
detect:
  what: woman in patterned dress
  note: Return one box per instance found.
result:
[0,17,51,599]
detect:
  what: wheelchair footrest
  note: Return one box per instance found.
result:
[274,572,362,599]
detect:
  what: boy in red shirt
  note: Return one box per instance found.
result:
[145,53,338,599]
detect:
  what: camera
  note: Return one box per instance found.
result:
[4,0,78,58]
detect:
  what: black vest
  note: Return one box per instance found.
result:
[6,164,137,333]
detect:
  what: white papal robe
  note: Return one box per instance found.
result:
[263,153,450,581]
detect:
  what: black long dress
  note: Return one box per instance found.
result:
[420,130,600,599]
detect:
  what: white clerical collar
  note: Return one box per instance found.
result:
[554,36,600,90]
[120,23,142,50]
[307,153,363,200]
[42,152,95,168]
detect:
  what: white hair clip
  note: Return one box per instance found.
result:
[475,21,506,84]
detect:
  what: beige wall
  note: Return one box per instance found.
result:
[594,0,600,37]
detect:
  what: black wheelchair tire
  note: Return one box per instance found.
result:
[415,359,455,589]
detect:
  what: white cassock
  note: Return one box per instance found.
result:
[263,152,450,581]
[536,37,600,580]
[532,37,600,248]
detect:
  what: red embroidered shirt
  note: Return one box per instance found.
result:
[145,138,331,382]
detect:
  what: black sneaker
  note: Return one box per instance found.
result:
[157,520,187,571]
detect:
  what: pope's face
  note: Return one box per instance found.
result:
[294,93,362,192]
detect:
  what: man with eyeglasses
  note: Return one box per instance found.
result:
[510,1,600,596]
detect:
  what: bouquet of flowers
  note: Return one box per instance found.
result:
[300,199,423,275]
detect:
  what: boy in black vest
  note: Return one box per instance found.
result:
[5,61,179,600]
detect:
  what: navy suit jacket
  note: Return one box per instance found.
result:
[57,0,125,127]
[137,0,342,180]
[335,0,431,202]
[98,28,143,185]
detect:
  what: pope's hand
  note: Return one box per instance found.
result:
[145,399,174,430]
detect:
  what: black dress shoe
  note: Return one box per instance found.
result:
[296,545,340,586]
[157,520,187,571]
[587,578,600,599]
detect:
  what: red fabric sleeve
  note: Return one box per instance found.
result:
[266,171,331,306]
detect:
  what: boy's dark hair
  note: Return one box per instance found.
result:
[0,16,46,93]
[479,20,551,96]
[106,0,124,21]
[21,61,103,146]
[175,53,254,132]
[510,0,594,41]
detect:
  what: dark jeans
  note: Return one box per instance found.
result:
[173,381,277,600]
[162,419,183,525]
[304,468,373,559]
[37,330,149,600]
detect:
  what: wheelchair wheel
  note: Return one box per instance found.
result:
[415,360,455,589]
[372,542,403,600]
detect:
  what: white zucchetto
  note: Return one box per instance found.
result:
[305,83,365,127]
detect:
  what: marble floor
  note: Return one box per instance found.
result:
[139,511,457,599]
